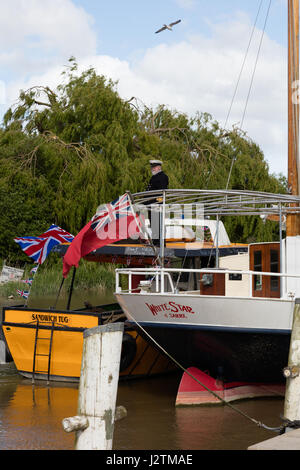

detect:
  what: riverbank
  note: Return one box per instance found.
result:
[0,256,116,300]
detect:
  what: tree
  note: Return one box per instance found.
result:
[0,58,287,260]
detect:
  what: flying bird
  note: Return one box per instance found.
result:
[155,19,181,34]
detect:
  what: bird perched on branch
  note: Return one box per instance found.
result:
[155,19,181,34]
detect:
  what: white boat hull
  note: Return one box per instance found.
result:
[116,293,294,333]
[115,293,294,383]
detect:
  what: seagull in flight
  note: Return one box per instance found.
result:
[155,19,181,34]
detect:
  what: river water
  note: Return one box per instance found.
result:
[0,291,287,451]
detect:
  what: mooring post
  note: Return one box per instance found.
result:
[62,322,125,450]
[283,299,300,431]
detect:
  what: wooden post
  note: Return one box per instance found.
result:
[62,322,124,450]
[283,299,300,429]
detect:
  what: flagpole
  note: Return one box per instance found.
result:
[126,191,162,267]
[66,267,77,310]
[24,263,39,306]
[52,276,65,310]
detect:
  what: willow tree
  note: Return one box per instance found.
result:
[135,106,287,243]
[0,58,287,260]
[0,60,142,260]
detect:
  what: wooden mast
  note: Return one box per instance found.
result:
[287,0,300,236]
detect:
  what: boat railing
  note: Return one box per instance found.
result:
[116,268,176,294]
[115,267,300,299]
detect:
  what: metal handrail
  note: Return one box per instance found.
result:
[131,189,300,215]
[116,268,175,294]
[115,266,300,297]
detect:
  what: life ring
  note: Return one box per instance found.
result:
[120,333,137,372]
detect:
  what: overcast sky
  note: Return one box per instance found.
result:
[0,0,289,176]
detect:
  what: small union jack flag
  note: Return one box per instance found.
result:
[91,194,132,233]
[30,266,39,275]
[16,289,29,299]
[22,278,33,286]
[14,225,74,264]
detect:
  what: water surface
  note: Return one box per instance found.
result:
[0,363,285,450]
[0,291,286,450]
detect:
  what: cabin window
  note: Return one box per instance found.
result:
[270,249,279,291]
[253,250,262,291]
[229,273,242,281]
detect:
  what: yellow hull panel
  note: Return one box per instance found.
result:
[2,307,176,382]
[5,326,85,378]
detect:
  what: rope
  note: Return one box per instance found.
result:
[279,417,300,434]
[240,0,272,129]
[224,0,264,130]
[174,249,189,291]
[226,0,272,190]
[124,308,284,433]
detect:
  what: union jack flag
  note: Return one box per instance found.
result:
[16,289,29,299]
[14,225,74,264]
[22,278,33,286]
[14,236,46,264]
[38,225,74,262]
[91,194,132,233]
[39,224,74,243]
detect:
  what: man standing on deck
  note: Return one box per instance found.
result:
[146,160,169,191]
[146,160,169,245]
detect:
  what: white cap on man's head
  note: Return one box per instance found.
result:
[149,159,163,166]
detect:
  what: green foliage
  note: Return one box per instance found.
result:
[0,256,115,298]
[0,57,287,262]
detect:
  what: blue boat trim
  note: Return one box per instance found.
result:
[126,320,291,335]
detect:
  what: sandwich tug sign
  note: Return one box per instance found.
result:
[31,312,70,324]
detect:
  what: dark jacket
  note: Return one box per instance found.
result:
[146,171,169,191]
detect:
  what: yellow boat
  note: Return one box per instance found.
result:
[1,302,176,383]
[2,220,243,383]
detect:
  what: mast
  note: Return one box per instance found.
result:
[287,0,300,236]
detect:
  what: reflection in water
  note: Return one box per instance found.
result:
[28,290,116,311]
[0,289,116,313]
[174,398,284,450]
[0,367,285,450]
[114,375,285,450]
[113,374,181,450]
[0,378,78,450]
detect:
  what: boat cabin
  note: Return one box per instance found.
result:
[114,189,300,302]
